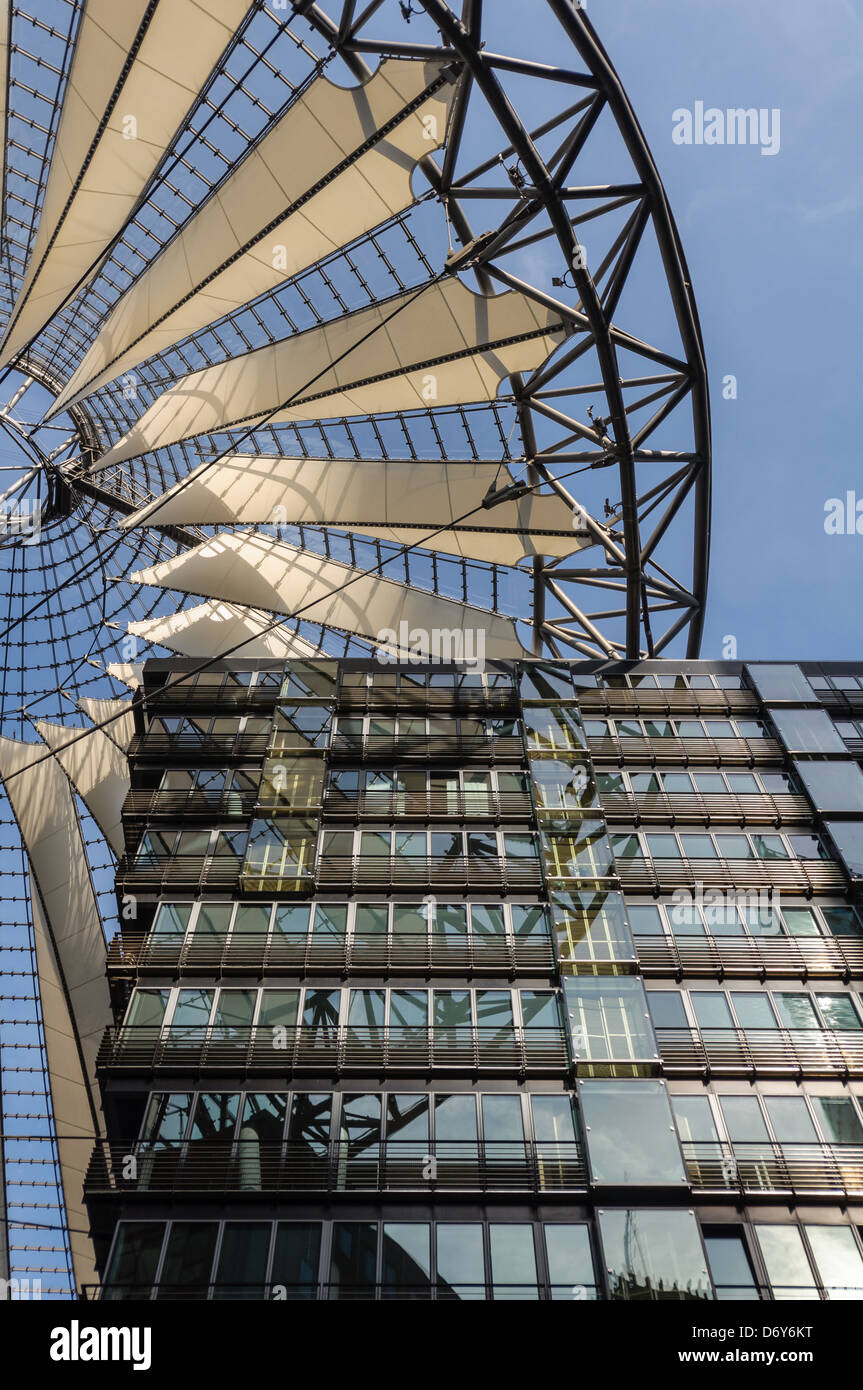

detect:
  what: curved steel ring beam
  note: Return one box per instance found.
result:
[304,0,711,659]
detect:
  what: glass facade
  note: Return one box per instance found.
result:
[87,658,863,1301]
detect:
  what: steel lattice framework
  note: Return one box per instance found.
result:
[0,0,710,1296]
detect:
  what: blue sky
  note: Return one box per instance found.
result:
[586,0,863,659]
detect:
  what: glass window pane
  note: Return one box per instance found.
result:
[436,1224,484,1300]
[269,1223,319,1295]
[816,994,861,1030]
[271,1223,321,1299]
[581,1080,685,1184]
[771,708,846,754]
[704,1232,759,1301]
[104,1223,164,1299]
[812,1096,863,1144]
[772,993,819,1030]
[691,993,734,1030]
[381,1224,431,1297]
[544,1225,596,1300]
[797,760,863,814]
[489,1225,538,1300]
[563,977,657,1062]
[213,1223,270,1299]
[755,1225,818,1300]
[748,664,819,703]
[647,991,688,1029]
[531,1095,577,1143]
[719,1096,769,1143]
[189,1094,239,1141]
[731,993,778,1029]
[329,1223,377,1300]
[152,903,192,939]
[158,1222,219,1299]
[482,1095,524,1141]
[806,1225,863,1299]
[258,990,299,1029]
[434,1094,477,1142]
[599,1209,711,1301]
[764,1096,818,1143]
[671,1096,718,1143]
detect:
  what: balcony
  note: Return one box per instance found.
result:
[122,788,261,823]
[599,790,813,828]
[655,1026,863,1078]
[636,932,863,980]
[337,685,519,713]
[682,1140,863,1200]
[83,1139,585,1197]
[83,1279,579,1301]
[116,855,243,892]
[579,688,759,716]
[106,930,556,977]
[614,856,846,896]
[328,733,525,763]
[128,732,271,763]
[314,854,543,892]
[321,789,534,821]
[96,1024,570,1075]
[144,685,281,711]
[586,735,783,766]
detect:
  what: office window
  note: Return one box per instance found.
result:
[755,1225,818,1300]
[103,1223,165,1300]
[704,1231,759,1301]
[580,1080,685,1184]
[329,1223,377,1300]
[271,1223,321,1300]
[158,1223,219,1300]
[214,1224,270,1300]
[489,1225,538,1300]
[812,1096,863,1144]
[436,1224,484,1300]
[544,1226,596,1300]
[599,1209,712,1301]
[381,1224,431,1299]
[805,1226,863,1299]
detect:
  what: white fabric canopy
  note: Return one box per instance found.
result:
[119,455,594,564]
[94,279,566,468]
[105,662,144,690]
[127,600,319,660]
[0,0,250,367]
[78,696,137,752]
[51,59,456,414]
[35,720,129,857]
[0,737,112,1291]
[130,532,528,656]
